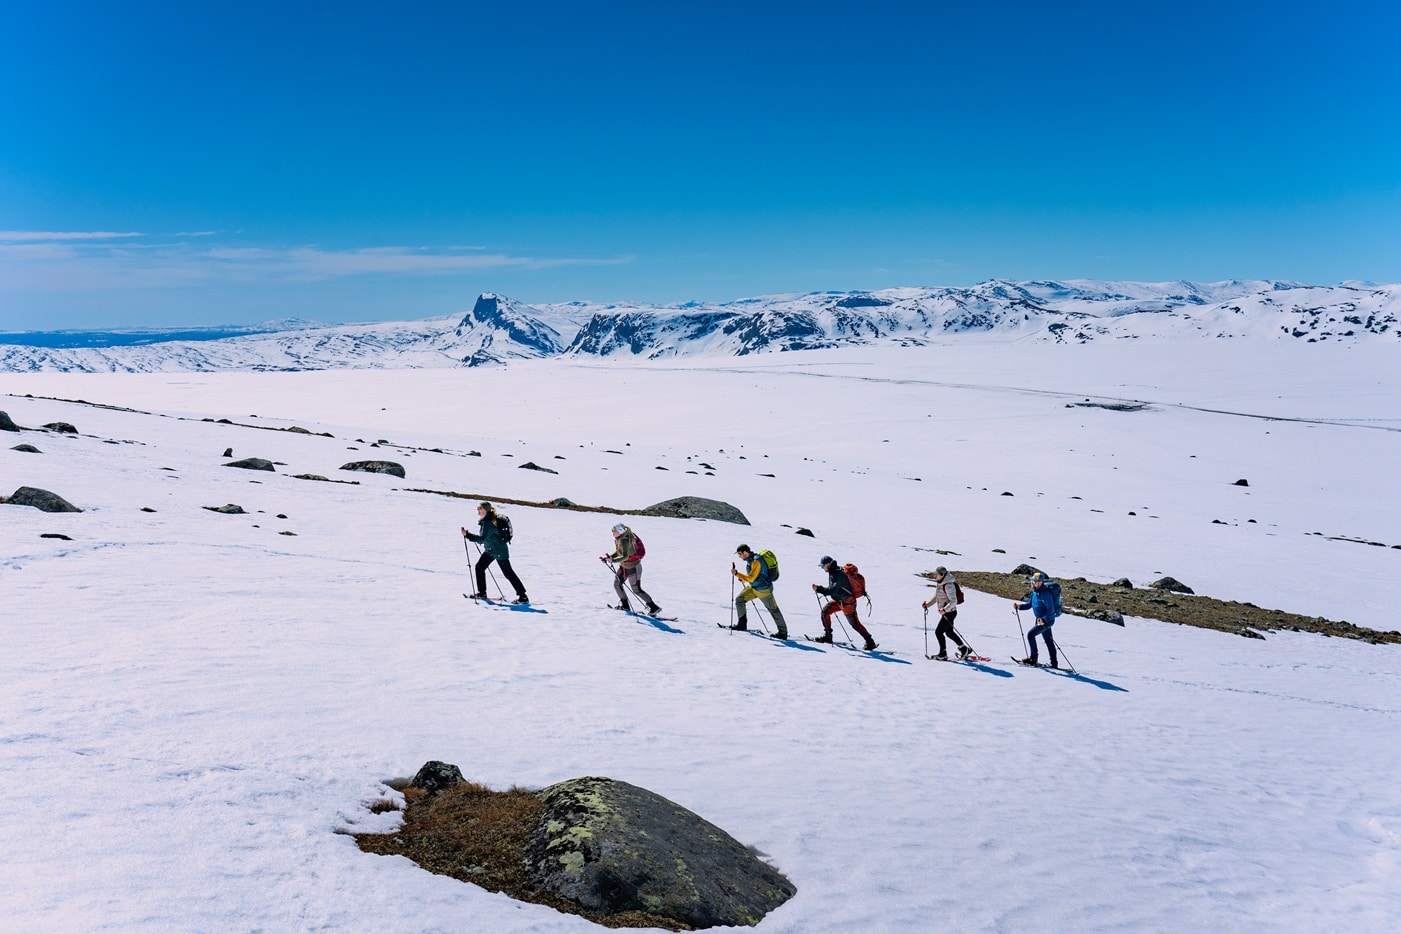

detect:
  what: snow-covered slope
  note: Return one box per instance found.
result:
[3,342,1399,932]
[2,280,1398,372]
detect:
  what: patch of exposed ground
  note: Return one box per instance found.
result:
[353,782,690,931]
[929,568,1400,645]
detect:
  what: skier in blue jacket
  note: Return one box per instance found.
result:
[1014,571,1060,667]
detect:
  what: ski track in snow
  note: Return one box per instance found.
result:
[2,342,1400,932]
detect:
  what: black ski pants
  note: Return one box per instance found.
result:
[476,552,526,600]
[935,610,967,655]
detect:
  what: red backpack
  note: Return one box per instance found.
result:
[842,563,867,599]
[955,581,965,604]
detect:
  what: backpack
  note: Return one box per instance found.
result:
[631,535,645,560]
[1047,580,1062,617]
[954,581,965,605]
[759,549,779,581]
[494,513,513,544]
[842,563,866,599]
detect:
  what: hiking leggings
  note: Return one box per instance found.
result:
[476,552,526,599]
[935,610,966,655]
[822,600,873,641]
[614,565,656,608]
[1028,620,1057,665]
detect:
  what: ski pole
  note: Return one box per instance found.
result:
[1014,605,1028,656]
[729,564,736,632]
[923,606,930,658]
[461,534,488,599]
[1051,628,1076,674]
[603,557,632,610]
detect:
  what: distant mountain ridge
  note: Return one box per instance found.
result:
[2,279,1397,372]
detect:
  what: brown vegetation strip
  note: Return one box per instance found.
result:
[408,486,662,518]
[927,570,1400,645]
[355,783,689,930]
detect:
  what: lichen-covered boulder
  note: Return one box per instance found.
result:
[409,760,465,796]
[43,422,78,434]
[224,457,275,471]
[523,776,795,929]
[642,496,749,525]
[340,460,406,478]
[4,486,82,513]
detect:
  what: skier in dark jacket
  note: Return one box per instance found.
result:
[462,501,528,604]
[1014,571,1059,667]
[811,556,876,650]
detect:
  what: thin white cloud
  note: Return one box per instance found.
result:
[0,230,144,242]
[0,240,632,291]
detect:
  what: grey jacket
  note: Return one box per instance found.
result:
[932,574,958,614]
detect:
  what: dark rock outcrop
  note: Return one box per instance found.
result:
[410,760,465,796]
[523,776,795,929]
[225,457,275,471]
[1082,608,1126,626]
[1150,576,1195,594]
[204,504,247,514]
[0,411,20,431]
[340,460,406,478]
[11,444,40,453]
[641,496,749,525]
[518,461,559,474]
[44,422,78,434]
[4,486,82,512]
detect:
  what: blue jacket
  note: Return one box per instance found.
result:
[736,555,772,591]
[1017,581,1060,622]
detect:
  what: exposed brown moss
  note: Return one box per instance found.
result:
[931,569,1400,644]
[354,782,691,930]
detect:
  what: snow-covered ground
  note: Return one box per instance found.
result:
[3,340,1399,932]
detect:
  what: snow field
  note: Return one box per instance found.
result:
[2,341,1399,932]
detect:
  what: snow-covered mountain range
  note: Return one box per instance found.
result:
[4,279,1398,372]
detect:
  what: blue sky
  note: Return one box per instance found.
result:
[2,0,1398,329]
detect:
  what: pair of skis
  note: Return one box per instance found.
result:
[802,634,897,656]
[928,652,992,663]
[463,593,548,613]
[615,604,680,622]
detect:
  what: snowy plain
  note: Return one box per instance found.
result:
[3,339,1400,932]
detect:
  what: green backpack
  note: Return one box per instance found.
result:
[759,549,780,581]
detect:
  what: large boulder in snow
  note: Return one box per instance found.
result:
[224,457,275,471]
[0,411,20,432]
[641,496,749,525]
[409,760,465,796]
[340,460,406,478]
[4,486,82,512]
[1150,576,1195,594]
[523,776,795,929]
